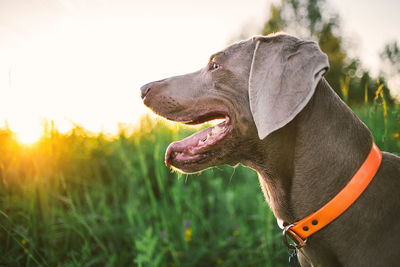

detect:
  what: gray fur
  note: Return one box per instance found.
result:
[249,34,329,139]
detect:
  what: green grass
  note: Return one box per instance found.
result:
[0,118,287,266]
[0,102,399,266]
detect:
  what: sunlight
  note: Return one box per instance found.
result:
[16,130,42,145]
[9,119,43,145]
[0,15,146,138]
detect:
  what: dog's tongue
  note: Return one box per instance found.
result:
[165,127,213,166]
[165,118,230,167]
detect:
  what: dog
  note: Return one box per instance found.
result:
[141,33,400,266]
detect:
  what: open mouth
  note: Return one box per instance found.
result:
[165,112,233,170]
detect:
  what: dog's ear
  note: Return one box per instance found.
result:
[249,36,329,139]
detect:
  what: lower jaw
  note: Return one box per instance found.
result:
[169,153,239,174]
[169,159,212,173]
[166,126,231,166]
[164,115,234,172]
[167,150,210,169]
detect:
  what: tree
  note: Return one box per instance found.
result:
[381,41,400,74]
[380,41,400,103]
[259,0,394,106]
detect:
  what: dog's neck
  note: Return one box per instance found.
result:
[244,78,373,223]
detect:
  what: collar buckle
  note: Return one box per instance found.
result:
[282,224,307,249]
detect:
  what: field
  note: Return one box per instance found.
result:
[0,102,399,266]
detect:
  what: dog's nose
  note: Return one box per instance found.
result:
[140,79,167,99]
[140,83,152,99]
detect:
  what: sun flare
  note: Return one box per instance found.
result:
[16,130,42,145]
[6,120,44,145]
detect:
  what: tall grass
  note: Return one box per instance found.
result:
[353,83,400,153]
[0,118,286,266]
[0,102,399,266]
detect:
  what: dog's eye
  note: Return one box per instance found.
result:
[211,62,220,70]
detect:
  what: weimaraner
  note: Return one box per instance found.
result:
[140,33,400,266]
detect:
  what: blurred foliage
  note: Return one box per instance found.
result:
[381,41,400,73]
[261,0,396,106]
[0,116,287,266]
[380,40,400,92]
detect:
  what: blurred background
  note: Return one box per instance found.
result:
[0,0,399,266]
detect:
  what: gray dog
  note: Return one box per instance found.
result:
[141,33,400,266]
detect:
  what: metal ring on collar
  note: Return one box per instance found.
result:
[282,224,307,250]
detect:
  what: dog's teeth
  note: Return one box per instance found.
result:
[211,125,224,135]
[198,139,205,146]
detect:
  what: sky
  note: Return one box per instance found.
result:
[0,0,399,143]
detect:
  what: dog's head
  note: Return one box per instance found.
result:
[141,33,329,173]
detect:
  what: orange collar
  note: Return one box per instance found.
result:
[282,143,382,248]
